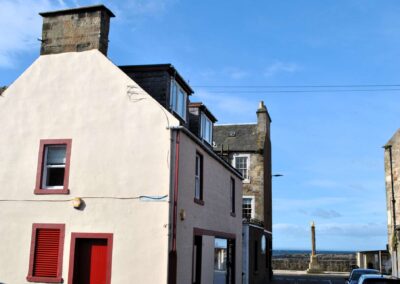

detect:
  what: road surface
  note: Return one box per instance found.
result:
[272,271,347,284]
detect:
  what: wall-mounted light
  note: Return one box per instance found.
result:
[72,197,82,209]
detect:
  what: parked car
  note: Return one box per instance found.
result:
[358,274,400,283]
[346,269,380,284]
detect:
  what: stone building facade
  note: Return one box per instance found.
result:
[384,129,400,277]
[213,102,273,284]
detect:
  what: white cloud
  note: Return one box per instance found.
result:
[224,67,249,80]
[299,208,342,219]
[121,0,177,16]
[274,197,346,212]
[0,0,65,68]
[264,61,299,77]
[0,0,176,68]
[194,89,256,117]
[306,179,339,188]
[274,222,386,239]
[318,222,387,238]
[312,208,342,219]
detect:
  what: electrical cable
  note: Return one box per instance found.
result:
[196,88,400,94]
[192,84,400,88]
[0,195,169,202]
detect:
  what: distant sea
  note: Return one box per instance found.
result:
[273,249,355,256]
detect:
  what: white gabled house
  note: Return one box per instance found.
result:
[0,5,242,284]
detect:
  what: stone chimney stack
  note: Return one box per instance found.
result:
[256,101,271,150]
[39,5,115,56]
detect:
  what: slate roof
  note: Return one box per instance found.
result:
[213,124,258,152]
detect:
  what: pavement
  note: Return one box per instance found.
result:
[272,270,348,284]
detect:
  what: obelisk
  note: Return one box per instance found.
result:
[311,221,316,256]
[307,221,322,273]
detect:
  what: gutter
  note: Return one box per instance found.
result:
[167,126,243,180]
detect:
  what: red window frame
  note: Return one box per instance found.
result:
[67,233,113,284]
[27,223,65,283]
[34,139,72,194]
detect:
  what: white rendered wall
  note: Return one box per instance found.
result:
[0,50,179,284]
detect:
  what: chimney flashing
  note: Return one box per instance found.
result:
[39,4,115,18]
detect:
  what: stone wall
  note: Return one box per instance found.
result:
[384,131,400,256]
[40,7,113,55]
[273,253,357,272]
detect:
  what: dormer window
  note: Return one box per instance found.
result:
[200,112,213,145]
[170,78,187,121]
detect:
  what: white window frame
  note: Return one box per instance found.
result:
[169,78,187,121]
[42,145,67,190]
[232,153,251,183]
[242,195,255,219]
[200,112,213,145]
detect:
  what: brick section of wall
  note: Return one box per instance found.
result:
[41,10,112,55]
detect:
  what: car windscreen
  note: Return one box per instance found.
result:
[352,271,380,281]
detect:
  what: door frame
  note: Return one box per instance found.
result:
[192,228,236,284]
[67,233,113,284]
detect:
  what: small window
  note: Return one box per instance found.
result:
[200,112,213,145]
[194,152,203,204]
[230,178,235,215]
[233,154,250,182]
[35,139,72,194]
[27,224,65,283]
[170,79,187,121]
[243,196,254,220]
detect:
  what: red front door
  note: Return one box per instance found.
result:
[73,238,108,284]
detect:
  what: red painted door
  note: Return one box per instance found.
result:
[73,239,108,284]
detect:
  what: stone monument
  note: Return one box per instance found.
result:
[307,221,323,273]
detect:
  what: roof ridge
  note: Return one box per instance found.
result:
[214,122,256,126]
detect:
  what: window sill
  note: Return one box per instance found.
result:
[27,275,63,283]
[230,212,236,217]
[34,188,70,195]
[194,198,204,206]
[243,179,251,184]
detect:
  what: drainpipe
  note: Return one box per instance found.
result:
[384,145,397,277]
[172,130,181,252]
[168,130,180,284]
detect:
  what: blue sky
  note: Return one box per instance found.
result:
[1,0,400,251]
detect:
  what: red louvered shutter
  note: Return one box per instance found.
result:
[33,228,60,277]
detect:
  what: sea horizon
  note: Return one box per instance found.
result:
[273,249,356,256]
